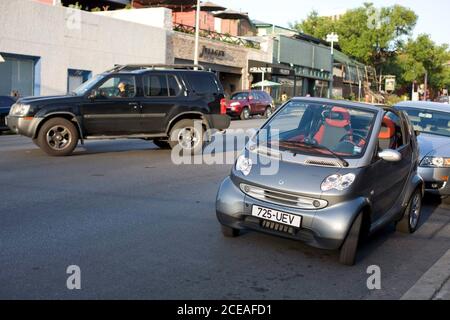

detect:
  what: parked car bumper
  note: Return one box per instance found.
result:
[0,113,10,131]
[5,115,42,138]
[419,166,450,196]
[216,177,366,250]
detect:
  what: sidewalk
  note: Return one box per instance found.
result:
[401,249,450,300]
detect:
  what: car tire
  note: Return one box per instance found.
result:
[339,213,363,266]
[264,107,273,118]
[240,108,250,120]
[168,119,204,155]
[221,225,240,238]
[37,118,79,157]
[153,139,171,150]
[396,188,422,234]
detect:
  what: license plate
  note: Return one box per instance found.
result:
[252,205,302,228]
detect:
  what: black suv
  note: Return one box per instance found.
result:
[6,64,230,156]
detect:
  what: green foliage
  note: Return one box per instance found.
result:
[395,35,450,89]
[68,2,83,10]
[291,11,335,41]
[385,94,404,106]
[293,3,417,67]
[292,3,450,93]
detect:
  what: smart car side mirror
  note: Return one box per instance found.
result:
[378,149,402,162]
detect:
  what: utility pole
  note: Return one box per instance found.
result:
[326,33,339,99]
[193,0,201,68]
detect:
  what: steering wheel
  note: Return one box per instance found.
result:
[339,133,367,147]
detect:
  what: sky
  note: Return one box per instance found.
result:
[223,0,450,45]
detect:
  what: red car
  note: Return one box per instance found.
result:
[226,90,274,120]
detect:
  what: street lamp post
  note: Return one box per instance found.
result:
[326,33,339,99]
[193,0,201,68]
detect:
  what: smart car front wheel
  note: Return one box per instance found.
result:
[396,189,422,234]
[339,213,363,266]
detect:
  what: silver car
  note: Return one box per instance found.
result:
[216,98,423,266]
[395,101,450,197]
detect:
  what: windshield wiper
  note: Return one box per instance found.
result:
[278,140,349,167]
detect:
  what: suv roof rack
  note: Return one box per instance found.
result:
[107,64,205,73]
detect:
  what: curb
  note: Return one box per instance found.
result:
[401,249,450,300]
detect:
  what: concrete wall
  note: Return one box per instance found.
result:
[95,7,173,30]
[0,0,171,95]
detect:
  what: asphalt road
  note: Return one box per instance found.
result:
[0,119,449,300]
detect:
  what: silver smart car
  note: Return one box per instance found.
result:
[216,98,424,266]
[395,101,450,197]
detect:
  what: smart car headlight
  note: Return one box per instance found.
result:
[321,173,356,192]
[236,155,253,176]
[10,104,31,117]
[420,156,450,168]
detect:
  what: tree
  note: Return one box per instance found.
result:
[395,35,450,90]
[292,3,418,67]
[290,11,335,41]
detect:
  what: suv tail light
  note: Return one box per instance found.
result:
[220,98,227,115]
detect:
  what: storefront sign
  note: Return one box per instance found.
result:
[199,46,226,60]
[249,67,272,73]
[385,76,396,92]
[277,68,291,76]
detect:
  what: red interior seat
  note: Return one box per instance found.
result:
[314,107,352,146]
[378,117,396,150]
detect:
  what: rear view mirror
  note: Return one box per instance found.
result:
[378,149,402,162]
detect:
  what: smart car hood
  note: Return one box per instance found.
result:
[418,133,450,158]
[232,155,347,199]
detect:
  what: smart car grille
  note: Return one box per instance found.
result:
[261,220,295,235]
[0,116,5,127]
[304,159,341,167]
[240,184,328,210]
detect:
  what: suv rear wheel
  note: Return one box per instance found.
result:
[169,119,204,155]
[37,118,79,156]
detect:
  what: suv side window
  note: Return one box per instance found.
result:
[144,75,181,97]
[97,76,136,99]
[184,72,220,95]
[167,75,181,96]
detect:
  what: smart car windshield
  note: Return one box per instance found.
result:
[399,108,450,138]
[255,100,377,158]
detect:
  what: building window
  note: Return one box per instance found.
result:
[67,69,92,93]
[0,53,39,98]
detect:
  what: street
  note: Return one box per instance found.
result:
[0,119,449,300]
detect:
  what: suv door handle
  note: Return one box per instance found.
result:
[129,102,140,109]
